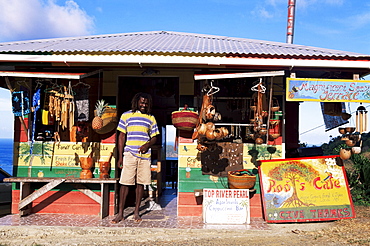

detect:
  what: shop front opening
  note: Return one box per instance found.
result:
[117,76,180,193]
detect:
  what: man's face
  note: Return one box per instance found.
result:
[138,97,149,113]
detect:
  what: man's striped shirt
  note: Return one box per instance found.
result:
[117,110,160,160]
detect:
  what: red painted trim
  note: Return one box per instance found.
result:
[178,205,202,216]
[178,192,198,205]
[11,190,115,215]
[101,133,116,143]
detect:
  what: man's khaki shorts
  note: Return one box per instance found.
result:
[119,152,151,185]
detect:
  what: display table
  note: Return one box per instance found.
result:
[4,177,118,219]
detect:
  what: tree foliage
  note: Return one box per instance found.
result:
[268,161,319,207]
[321,132,370,206]
[268,161,319,183]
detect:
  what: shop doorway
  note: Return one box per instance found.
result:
[117,76,179,191]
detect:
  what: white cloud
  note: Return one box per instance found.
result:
[251,6,274,19]
[0,88,12,112]
[346,12,370,29]
[0,97,14,138]
[325,0,344,5]
[250,0,292,20]
[297,0,344,8]
[266,0,285,7]
[0,0,95,42]
[0,99,12,112]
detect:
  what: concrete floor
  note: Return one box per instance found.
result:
[0,189,270,230]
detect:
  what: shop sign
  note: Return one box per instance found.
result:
[286,78,370,102]
[259,156,355,223]
[203,188,250,224]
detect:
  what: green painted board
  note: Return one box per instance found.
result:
[15,166,114,179]
[178,168,260,193]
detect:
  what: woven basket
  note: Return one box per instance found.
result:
[171,110,198,131]
[228,169,256,189]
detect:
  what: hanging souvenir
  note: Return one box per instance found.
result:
[250,79,266,139]
[73,81,90,122]
[42,86,54,126]
[11,90,31,117]
[54,92,62,122]
[323,102,342,116]
[320,102,349,131]
[193,81,227,152]
[58,83,75,131]
[356,104,367,134]
[30,89,41,154]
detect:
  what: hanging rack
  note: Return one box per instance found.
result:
[44,79,60,93]
[207,80,220,96]
[34,79,44,90]
[72,80,91,89]
[251,78,266,93]
[16,80,31,90]
[64,81,74,98]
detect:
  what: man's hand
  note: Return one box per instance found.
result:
[117,158,123,169]
[138,143,149,154]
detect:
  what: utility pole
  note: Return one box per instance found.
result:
[286,0,296,44]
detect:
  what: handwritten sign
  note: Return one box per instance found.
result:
[15,141,115,167]
[286,78,370,102]
[203,189,250,224]
[259,156,355,223]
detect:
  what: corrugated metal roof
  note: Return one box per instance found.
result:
[0,31,367,58]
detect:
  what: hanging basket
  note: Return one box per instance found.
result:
[228,169,256,189]
[171,109,199,131]
[271,97,280,112]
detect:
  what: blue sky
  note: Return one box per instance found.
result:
[0,0,370,143]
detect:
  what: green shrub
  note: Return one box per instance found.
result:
[321,133,370,206]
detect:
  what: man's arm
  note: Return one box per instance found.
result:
[117,131,126,169]
[138,136,157,154]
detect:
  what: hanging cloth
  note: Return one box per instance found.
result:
[11,90,31,116]
[42,90,54,125]
[30,89,41,154]
[74,86,90,121]
[320,102,349,131]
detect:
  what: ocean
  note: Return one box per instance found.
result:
[0,138,13,176]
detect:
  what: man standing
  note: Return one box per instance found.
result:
[112,92,160,223]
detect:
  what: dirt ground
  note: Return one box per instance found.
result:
[0,205,369,246]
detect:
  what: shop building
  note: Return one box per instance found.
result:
[1,31,369,218]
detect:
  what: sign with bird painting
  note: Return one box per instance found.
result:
[258,155,355,223]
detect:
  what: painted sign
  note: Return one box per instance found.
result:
[259,155,355,223]
[203,188,250,224]
[286,78,370,102]
[14,141,115,178]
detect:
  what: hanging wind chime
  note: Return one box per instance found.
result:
[356,103,367,134]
